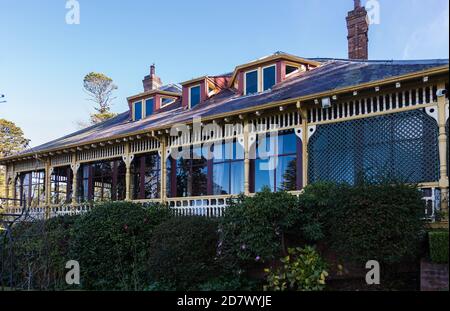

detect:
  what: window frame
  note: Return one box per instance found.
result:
[144,97,154,117]
[262,64,277,92]
[160,96,177,108]
[285,62,301,77]
[189,84,202,109]
[132,100,143,121]
[244,69,259,95]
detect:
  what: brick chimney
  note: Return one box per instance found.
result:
[143,64,162,91]
[346,0,369,60]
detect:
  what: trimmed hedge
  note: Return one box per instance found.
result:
[70,202,172,290]
[429,231,449,264]
[148,216,220,290]
[299,181,426,265]
[218,188,301,273]
[1,215,78,290]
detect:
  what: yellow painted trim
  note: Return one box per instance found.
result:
[309,102,437,126]
[127,90,180,102]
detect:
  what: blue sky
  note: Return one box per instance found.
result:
[0,0,448,147]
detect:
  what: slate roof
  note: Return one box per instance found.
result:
[4,57,449,159]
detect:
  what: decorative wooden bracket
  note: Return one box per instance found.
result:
[122,154,135,167]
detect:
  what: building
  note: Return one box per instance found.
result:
[1,2,449,222]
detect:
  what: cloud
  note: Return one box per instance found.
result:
[403,2,449,59]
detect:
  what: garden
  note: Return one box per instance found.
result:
[1,181,448,291]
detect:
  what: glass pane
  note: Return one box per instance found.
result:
[255,158,275,192]
[245,70,258,95]
[263,66,276,91]
[230,161,244,194]
[278,131,297,155]
[145,98,154,117]
[286,65,299,75]
[213,163,230,195]
[277,155,297,191]
[134,101,142,120]
[190,86,201,108]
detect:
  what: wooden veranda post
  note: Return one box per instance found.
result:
[437,82,449,222]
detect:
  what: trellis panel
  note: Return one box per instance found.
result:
[308,109,440,185]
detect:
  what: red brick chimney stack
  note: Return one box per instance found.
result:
[346,0,369,60]
[143,63,163,91]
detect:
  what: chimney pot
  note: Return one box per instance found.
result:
[143,63,162,91]
[354,0,361,9]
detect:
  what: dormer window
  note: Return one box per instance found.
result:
[244,64,277,95]
[161,96,176,108]
[145,98,154,117]
[286,64,300,76]
[133,101,143,121]
[189,85,201,108]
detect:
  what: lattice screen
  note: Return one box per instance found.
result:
[308,110,440,185]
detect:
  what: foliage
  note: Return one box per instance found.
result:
[148,216,219,290]
[299,181,426,265]
[429,231,449,264]
[1,215,78,290]
[70,202,171,290]
[82,72,118,125]
[0,119,29,197]
[218,188,301,272]
[264,246,328,291]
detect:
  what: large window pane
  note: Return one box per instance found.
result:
[277,156,297,191]
[213,163,229,195]
[134,101,142,120]
[190,85,201,108]
[245,70,258,95]
[263,66,276,91]
[145,98,154,117]
[230,161,244,194]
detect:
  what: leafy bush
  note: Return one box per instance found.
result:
[1,215,78,290]
[218,189,301,272]
[300,181,426,265]
[70,202,171,290]
[148,216,219,290]
[264,246,328,291]
[429,231,449,264]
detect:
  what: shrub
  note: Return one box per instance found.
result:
[264,246,328,291]
[328,181,426,265]
[218,189,301,272]
[70,202,171,290]
[148,216,219,290]
[429,231,449,264]
[1,215,78,290]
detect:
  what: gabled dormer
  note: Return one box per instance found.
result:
[127,65,181,121]
[230,52,321,96]
[181,75,230,109]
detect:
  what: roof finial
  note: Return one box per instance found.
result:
[354,0,361,9]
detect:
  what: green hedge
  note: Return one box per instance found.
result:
[147,216,220,290]
[70,202,172,290]
[429,231,449,264]
[299,181,426,265]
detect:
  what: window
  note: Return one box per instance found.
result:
[245,70,258,95]
[161,96,176,108]
[145,98,154,117]
[77,160,126,202]
[167,146,208,197]
[15,171,46,207]
[189,85,201,108]
[51,167,72,204]
[213,140,245,195]
[134,101,142,121]
[286,64,300,76]
[252,130,301,192]
[263,65,276,91]
[132,153,161,199]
